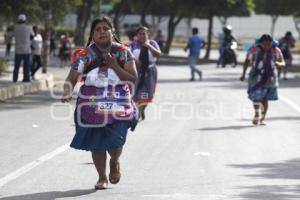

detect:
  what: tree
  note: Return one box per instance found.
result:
[74,0,97,46]
[217,0,254,26]
[255,0,300,37]
[195,0,254,59]
[0,0,78,72]
[111,0,131,38]
[0,0,41,25]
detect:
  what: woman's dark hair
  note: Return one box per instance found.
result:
[135,26,149,35]
[86,16,120,47]
[259,34,273,43]
[285,31,292,38]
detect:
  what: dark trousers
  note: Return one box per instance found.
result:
[31,55,42,77]
[13,54,31,82]
[5,43,11,57]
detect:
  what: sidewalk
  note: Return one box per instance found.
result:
[0,45,57,101]
[0,64,54,101]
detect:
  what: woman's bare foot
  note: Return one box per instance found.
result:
[94,178,108,190]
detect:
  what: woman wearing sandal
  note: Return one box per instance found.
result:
[61,17,138,190]
[240,34,285,125]
[129,26,161,120]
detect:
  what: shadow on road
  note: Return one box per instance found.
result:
[0,189,96,200]
[229,158,300,199]
[196,125,254,131]
[0,90,70,111]
[241,116,300,122]
[157,56,218,66]
[233,185,300,200]
[158,78,195,84]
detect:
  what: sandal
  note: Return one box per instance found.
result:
[109,160,121,184]
[252,117,259,126]
[94,179,108,190]
[260,119,267,126]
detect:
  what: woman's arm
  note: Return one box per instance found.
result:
[240,58,250,81]
[61,69,81,102]
[275,50,286,68]
[144,41,161,58]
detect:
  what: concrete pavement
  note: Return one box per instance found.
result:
[0,61,300,199]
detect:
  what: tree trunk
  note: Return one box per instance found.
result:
[205,13,214,60]
[186,17,192,38]
[113,0,128,38]
[164,15,183,54]
[140,0,152,27]
[151,16,163,36]
[270,15,278,37]
[74,0,94,46]
[41,10,53,74]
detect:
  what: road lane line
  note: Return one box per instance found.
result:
[0,143,70,188]
[194,152,211,156]
[280,96,300,113]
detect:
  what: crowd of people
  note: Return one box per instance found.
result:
[184,24,295,126]
[2,13,297,190]
[3,14,74,82]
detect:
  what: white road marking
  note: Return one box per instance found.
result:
[0,143,70,188]
[32,124,40,128]
[194,152,211,156]
[142,193,226,199]
[280,96,300,113]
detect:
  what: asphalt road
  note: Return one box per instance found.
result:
[1,61,300,200]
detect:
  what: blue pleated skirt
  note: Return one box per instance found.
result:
[248,87,278,101]
[70,111,138,153]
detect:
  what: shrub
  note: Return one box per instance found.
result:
[0,58,8,76]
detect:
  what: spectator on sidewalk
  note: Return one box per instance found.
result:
[184,27,206,81]
[31,25,43,80]
[13,14,33,82]
[4,26,14,58]
[59,33,72,68]
[50,30,57,56]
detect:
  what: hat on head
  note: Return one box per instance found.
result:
[18,14,27,22]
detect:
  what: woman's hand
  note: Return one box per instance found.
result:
[61,69,80,103]
[104,53,119,69]
[61,92,72,103]
[143,40,151,48]
[275,61,285,68]
[142,40,161,58]
[240,75,246,82]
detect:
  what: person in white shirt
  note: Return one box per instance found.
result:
[13,14,32,82]
[31,25,43,80]
[4,26,14,58]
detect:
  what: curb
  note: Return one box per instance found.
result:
[0,74,54,101]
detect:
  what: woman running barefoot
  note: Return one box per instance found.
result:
[61,17,138,190]
[240,34,285,125]
[129,26,161,120]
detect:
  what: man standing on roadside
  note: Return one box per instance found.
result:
[13,14,32,82]
[184,27,206,81]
